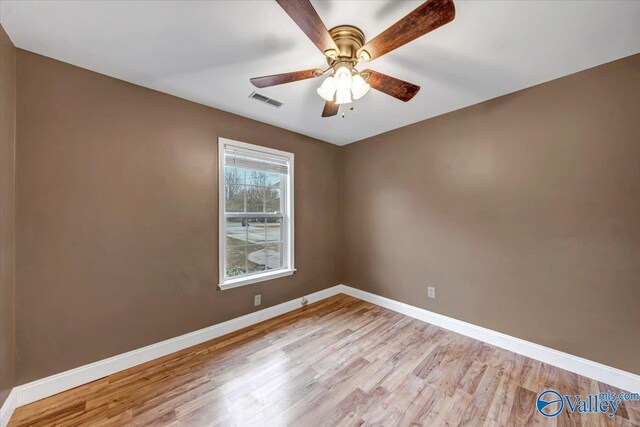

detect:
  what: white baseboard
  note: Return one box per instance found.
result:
[0,389,16,427]
[337,284,640,393]
[2,283,638,426]
[4,285,343,419]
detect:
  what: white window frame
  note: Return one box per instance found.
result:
[218,137,295,290]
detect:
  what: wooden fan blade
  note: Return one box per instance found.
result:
[363,69,420,102]
[250,69,320,88]
[322,100,339,117]
[276,0,339,57]
[358,0,455,61]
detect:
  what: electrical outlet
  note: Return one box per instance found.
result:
[254,294,262,306]
[428,287,436,299]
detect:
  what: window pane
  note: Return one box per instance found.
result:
[225,166,245,184]
[225,160,246,214]
[265,172,281,187]
[266,218,282,242]
[246,218,267,245]
[226,245,247,278]
[265,243,283,270]
[225,218,247,246]
[225,185,245,213]
[265,187,281,213]
[246,186,265,213]
[246,170,267,186]
[247,244,267,273]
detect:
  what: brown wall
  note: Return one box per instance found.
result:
[0,24,16,405]
[341,53,640,375]
[15,50,341,384]
[10,44,640,386]
[0,25,16,404]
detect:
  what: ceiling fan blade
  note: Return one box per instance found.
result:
[321,100,339,117]
[276,0,339,57]
[358,0,455,61]
[363,69,421,102]
[250,69,321,88]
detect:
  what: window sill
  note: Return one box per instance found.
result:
[218,268,296,291]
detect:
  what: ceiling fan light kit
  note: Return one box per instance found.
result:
[316,76,336,101]
[351,74,370,100]
[251,0,456,117]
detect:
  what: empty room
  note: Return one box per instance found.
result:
[0,0,639,425]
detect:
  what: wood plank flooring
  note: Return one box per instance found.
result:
[9,294,640,426]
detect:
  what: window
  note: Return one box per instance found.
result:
[218,138,294,290]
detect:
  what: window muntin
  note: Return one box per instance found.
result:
[219,138,294,289]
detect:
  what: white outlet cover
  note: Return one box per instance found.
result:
[254,294,262,306]
[428,287,436,299]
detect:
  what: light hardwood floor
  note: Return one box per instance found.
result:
[9,294,640,426]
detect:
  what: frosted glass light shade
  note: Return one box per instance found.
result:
[335,88,352,105]
[334,66,352,91]
[351,74,370,100]
[316,76,336,101]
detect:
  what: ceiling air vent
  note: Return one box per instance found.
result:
[249,91,283,108]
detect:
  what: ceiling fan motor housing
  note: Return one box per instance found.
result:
[327,25,366,68]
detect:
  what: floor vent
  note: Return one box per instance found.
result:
[249,92,283,108]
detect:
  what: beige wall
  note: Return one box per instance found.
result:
[341,53,640,374]
[0,24,16,405]
[15,50,341,384]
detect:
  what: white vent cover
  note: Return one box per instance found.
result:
[249,91,283,108]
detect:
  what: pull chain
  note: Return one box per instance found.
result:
[341,104,354,119]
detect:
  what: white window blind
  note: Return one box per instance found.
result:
[224,145,289,175]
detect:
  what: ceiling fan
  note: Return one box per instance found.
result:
[250,0,456,117]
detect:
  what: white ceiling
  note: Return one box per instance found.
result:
[2,1,639,145]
